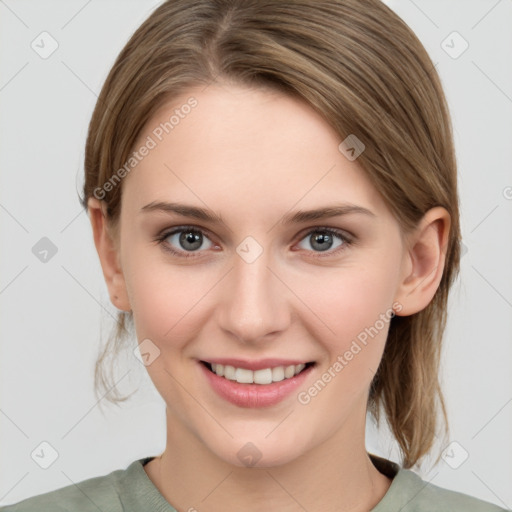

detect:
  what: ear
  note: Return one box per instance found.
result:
[393,206,451,316]
[88,197,131,312]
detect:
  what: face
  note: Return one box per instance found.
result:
[114,83,409,467]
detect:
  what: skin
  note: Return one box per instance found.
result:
[89,82,450,512]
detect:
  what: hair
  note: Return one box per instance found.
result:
[82,0,461,470]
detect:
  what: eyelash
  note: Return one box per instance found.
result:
[154,225,354,259]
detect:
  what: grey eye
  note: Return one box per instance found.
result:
[297,230,344,252]
[165,229,213,252]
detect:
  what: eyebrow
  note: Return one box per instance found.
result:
[140,201,376,225]
[141,201,226,225]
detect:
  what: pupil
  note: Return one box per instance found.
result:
[312,233,332,252]
[180,231,202,251]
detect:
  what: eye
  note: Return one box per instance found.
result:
[296,227,351,256]
[155,225,353,259]
[157,226,214,257]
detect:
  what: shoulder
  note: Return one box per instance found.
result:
[369,454,510,512]
[388,467,509,512]
[0,459,144,512]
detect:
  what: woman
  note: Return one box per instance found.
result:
[1,0,507,510]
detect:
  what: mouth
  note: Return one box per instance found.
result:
[198,358,317,408]
[200,360,316,385]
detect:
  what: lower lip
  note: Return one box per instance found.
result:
[199,362,314,408]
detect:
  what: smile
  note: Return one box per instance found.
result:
[202,361,313,385]
[199,359,316,408]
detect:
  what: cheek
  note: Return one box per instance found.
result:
[122,244,214,346]
[293,268,397,413]
[299,262,398,346]
[122,251,211,405]
[292,261,401,407]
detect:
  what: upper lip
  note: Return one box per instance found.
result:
[200,358,314,371]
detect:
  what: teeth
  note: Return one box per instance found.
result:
[271,366,285,382]
[254,368,272,385]
[210,363,308,384]
[284,365,295,379]
[235,367,253,384]
[224,365,236,380]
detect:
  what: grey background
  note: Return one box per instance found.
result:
[1,0,511,508]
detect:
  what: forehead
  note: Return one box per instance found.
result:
[122,83,388,221]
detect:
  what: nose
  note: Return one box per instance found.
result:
[216,247,291,344]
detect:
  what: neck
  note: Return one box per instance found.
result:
[144,407,392,512]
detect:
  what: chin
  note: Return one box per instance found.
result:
[209,435,310,469]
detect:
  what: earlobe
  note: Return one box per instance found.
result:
[393,207,451,316]
[87,197,131,312]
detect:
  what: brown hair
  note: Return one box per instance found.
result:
[83,0,460,470]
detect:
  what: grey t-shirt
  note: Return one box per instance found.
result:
[0,454,508,511]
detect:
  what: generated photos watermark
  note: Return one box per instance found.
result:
[297,301,402,405]
[93,97,198,200]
